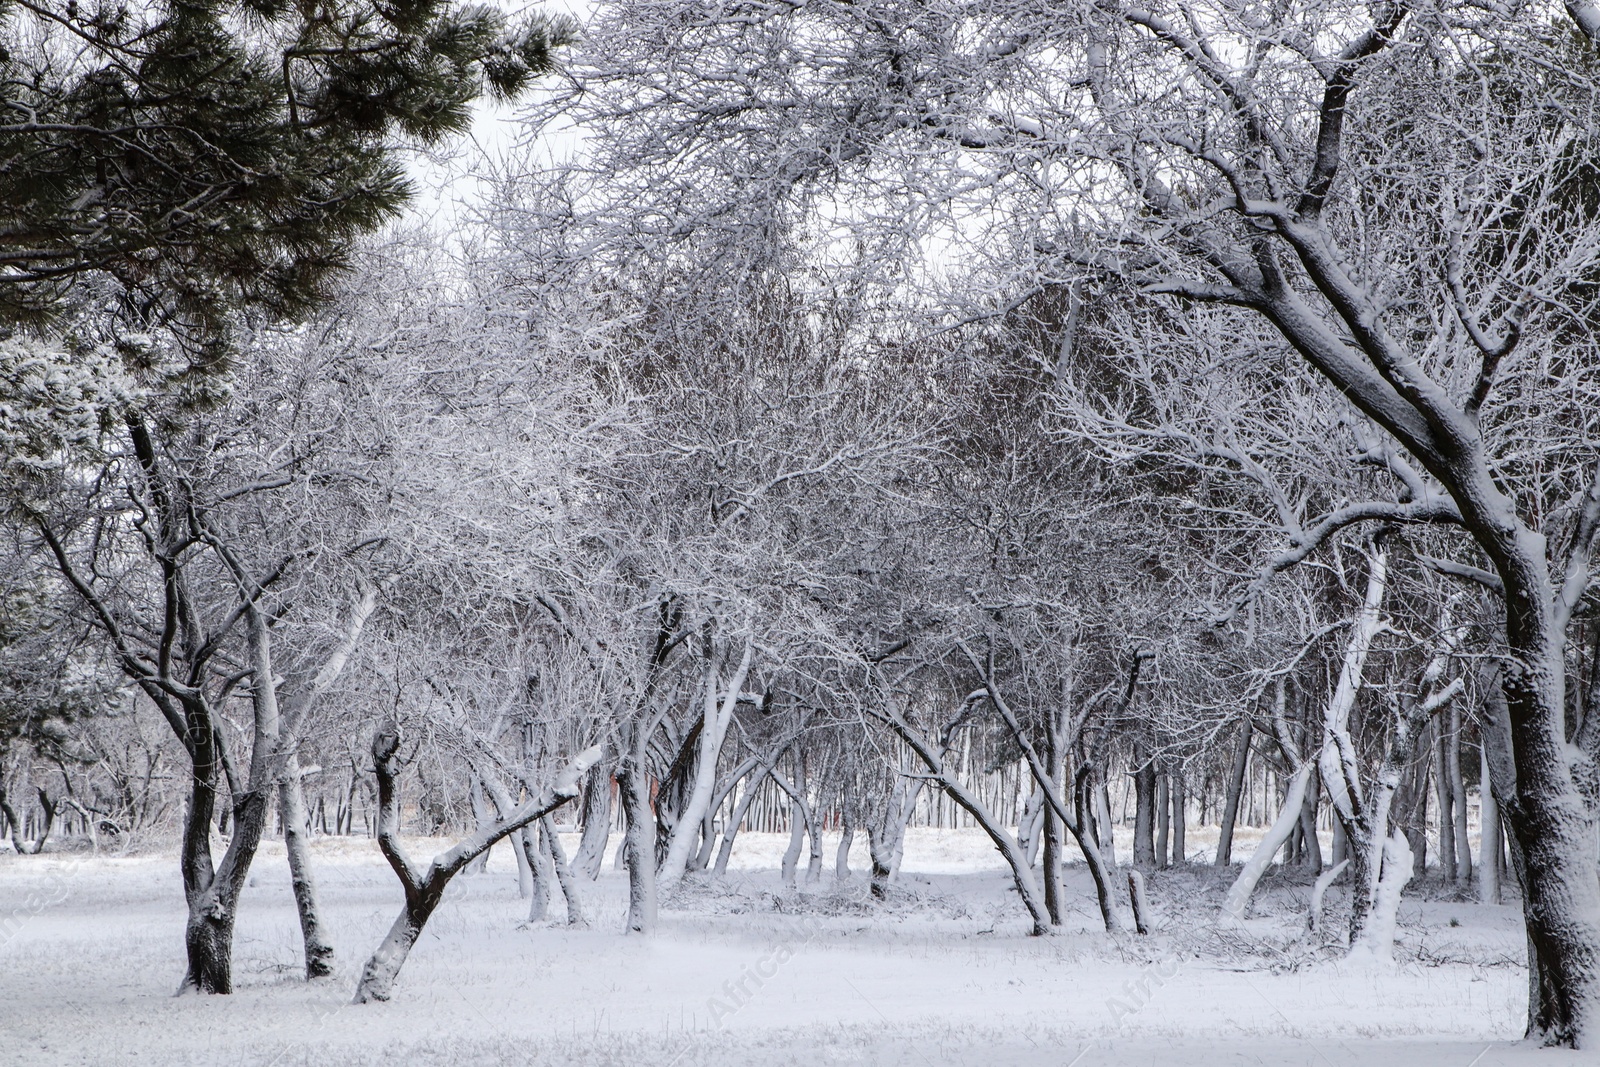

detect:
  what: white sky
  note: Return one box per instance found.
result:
[401,0,593,234]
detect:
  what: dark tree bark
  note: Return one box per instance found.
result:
[1155,773,1169,868]
[1132,744,1157,870]
[1170,769,1187,866]
[1216,718,1252,867]
[571,765,613,882]
[618,757,657,935]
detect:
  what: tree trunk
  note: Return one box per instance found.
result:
[466,777,492,876]
[881,708,1053,935]
[572,767,612,882]
[835,808,854,881]
[867,822,895,900]
[1127,869,1151,935]
[1435,726,1457,882]
[657,640,754,886]
[1480,742,1502,906]
[1133,745,1156,869]
[1297,766,1322,873]
[618,762,656,935]
[1096,780,1116,863]
[520,821,552,922]
[180,786,270,994]
[352,725,596,1003]
[279,757,335,979]
[542,816,586,928]
[1349,832,1414,962]
[1216,718,1251,866]
[866,774,921,900]
[512,818,534,898]
[1170,769,1186,865]
[1448,704,1472,887]
[1041,802,1064,925]
[1155,773,1169,868]
[775,753,812,888]
[804,795,824,885]
[1497,658,1600,1047]
[714,769,765,877]
[1220,760,1313,923]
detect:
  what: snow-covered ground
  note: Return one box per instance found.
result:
[0,829,1581,1066]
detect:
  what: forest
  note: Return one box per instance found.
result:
[3,0,1600,1062]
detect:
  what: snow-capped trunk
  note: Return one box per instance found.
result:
[1220,760,1313,924]
[1501,662,1600,1046]
[1310,542,1390,943]
[1476,520,1600,1046]
[1348,832,1413,963]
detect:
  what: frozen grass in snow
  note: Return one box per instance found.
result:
[0,830,1580,1066]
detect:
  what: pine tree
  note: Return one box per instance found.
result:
[0,0,573,334]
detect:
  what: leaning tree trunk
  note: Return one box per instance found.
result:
[1220,761,1313,924]
[656,640,754,887]
[279,756,335,979]
[962,662,1135,935]
[571,765,613,882]
[1216,718,1252,867]
[713,768,767,877]
[352,724,597,1003]
[881,706,1053,935]
[541,816,586,928]
[778,766,808,889]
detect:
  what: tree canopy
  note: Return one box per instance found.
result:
[0,0,572,339]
